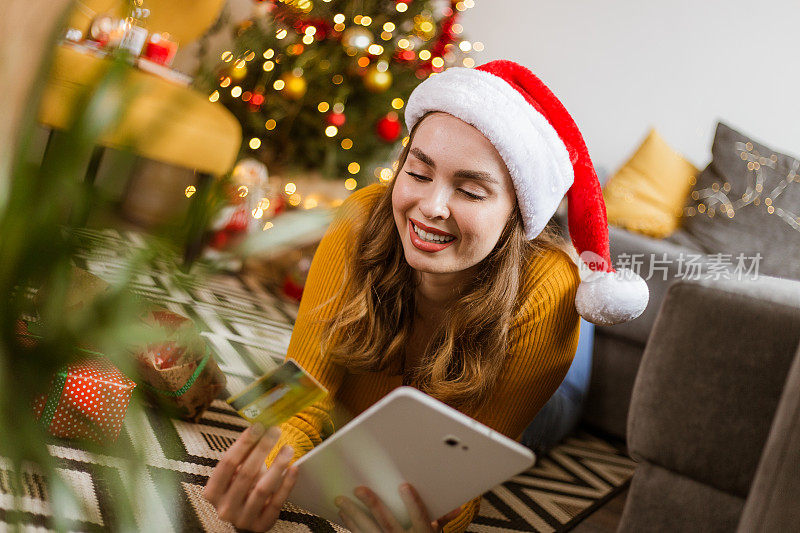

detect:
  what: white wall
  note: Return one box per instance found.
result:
[461,0,800,175]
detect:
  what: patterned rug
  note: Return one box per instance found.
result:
[0,229,636,532]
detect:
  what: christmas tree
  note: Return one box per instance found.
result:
[203,0,481,186]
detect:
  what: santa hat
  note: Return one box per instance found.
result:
[405,60,648,326]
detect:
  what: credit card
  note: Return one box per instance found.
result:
[227,359,327,428]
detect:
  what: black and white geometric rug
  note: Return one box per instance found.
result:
[0,229,635,532]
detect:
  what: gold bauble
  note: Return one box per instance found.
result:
[280,72,308,100]
[341,27,373,54]
[413,14,436,41]
[363,67,392,93]
[230,63,248,80]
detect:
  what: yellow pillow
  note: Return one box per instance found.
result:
[603,129,698,238]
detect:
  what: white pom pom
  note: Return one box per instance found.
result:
[575,268,649,326]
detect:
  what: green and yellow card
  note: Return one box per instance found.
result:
[227,359,327,427]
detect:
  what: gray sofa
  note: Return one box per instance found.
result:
[618,276,800,531]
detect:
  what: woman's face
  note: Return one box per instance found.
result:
[392,112,517,276]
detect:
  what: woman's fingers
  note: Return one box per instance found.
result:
[354,486,403,532]
[218,426,282,513]
[432,505,463,530]
[253,464,300,532]
[398,484,434,532]
[335,495,382,533]
[203,423,276,504]
[239,445,295,524]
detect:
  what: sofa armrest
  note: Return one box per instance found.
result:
[736,343,800,532]
[627,276,800,498]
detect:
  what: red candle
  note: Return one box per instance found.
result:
[143,33,177,66]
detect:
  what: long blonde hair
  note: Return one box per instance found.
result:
[319,115,562,413]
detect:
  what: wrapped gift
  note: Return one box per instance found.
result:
[32,355,136,443]
[135,309,226,421]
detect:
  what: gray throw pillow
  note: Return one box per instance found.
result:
[674,122,800,280]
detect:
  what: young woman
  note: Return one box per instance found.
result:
[202,60,648,532]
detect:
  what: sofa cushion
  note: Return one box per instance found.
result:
[677,122,800,280]
[619,462,744,533]
[603,129,699,238]
[627,277,800,498]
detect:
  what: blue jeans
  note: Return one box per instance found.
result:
[521,319,594,454]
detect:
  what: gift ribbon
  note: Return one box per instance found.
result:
[139,344,212,397]
[40,368,69,430]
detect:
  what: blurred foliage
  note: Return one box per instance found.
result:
[0,2,225,530]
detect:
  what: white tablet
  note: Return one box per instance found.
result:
[289,386,535,528]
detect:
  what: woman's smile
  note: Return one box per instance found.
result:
[408,219,457,252]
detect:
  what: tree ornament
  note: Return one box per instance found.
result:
[376,112,402,142]
[280,72,308,100]
[363,66,393,93]
[341,27,373,54]
[413,13,436,41]
[326,112,346,127]
[230,63,248,80]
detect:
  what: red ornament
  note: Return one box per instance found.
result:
[326,112,346,127]
[376,112,402,142]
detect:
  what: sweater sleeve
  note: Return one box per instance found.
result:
[265,185,381,467]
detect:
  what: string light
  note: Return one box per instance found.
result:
[263,48,274,59]
[348,162,361,174]
[325,125,339,137]
[220,77,231,88]
[263,221,274,230]
[334,23,345,32]
[391,98,404,109]
[333,13,345,23]
[368,44,384,55]
[252,207,264,219]
[221,51,233,62]
[402,136,410,147]
[276,29,288,39]
[431,57,444,68]
[333,102,345,113]
[318,102,330,112]
[381,32,393,41]
[380,168,393,181]
[263,61,275,71]
[396,2,408,12]
[208,91,219,102]
[341,138,353,150]
[185,186,196,197]
[463,57,475,68]
[419,50,431,60]
[244,51,255,61]
[302,34,314,45]
[332,74,344,85]
[273,79,285,90]
[249,137,261,149]
[345,178,358,189]
[304,197,319,209]
[238,186,249,197]
[361,16,372,26]
[284,182,297,194]
[384,22,396,31]
[288,193,302,206]
[397,38,410,49]
[231,86,242,97]
[473,41,485,52]
[265,119,277,130]
[459,41,472,52]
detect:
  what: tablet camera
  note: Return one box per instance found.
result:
[443,435,460,447]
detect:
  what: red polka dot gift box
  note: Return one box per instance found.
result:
[32,356,136,444]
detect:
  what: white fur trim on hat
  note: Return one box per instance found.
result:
[405,68,574,240]
[575,269,649,326]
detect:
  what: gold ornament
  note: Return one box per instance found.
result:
[341,27,373,55]
[280,72,308,100]
[413,14,436,41]
[230,62,248,80]
[363,66,393,93]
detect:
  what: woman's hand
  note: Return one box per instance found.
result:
[203,423,298,531]
[335,484,462,532]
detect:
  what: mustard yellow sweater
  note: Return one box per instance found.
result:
[266,183,580,532]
